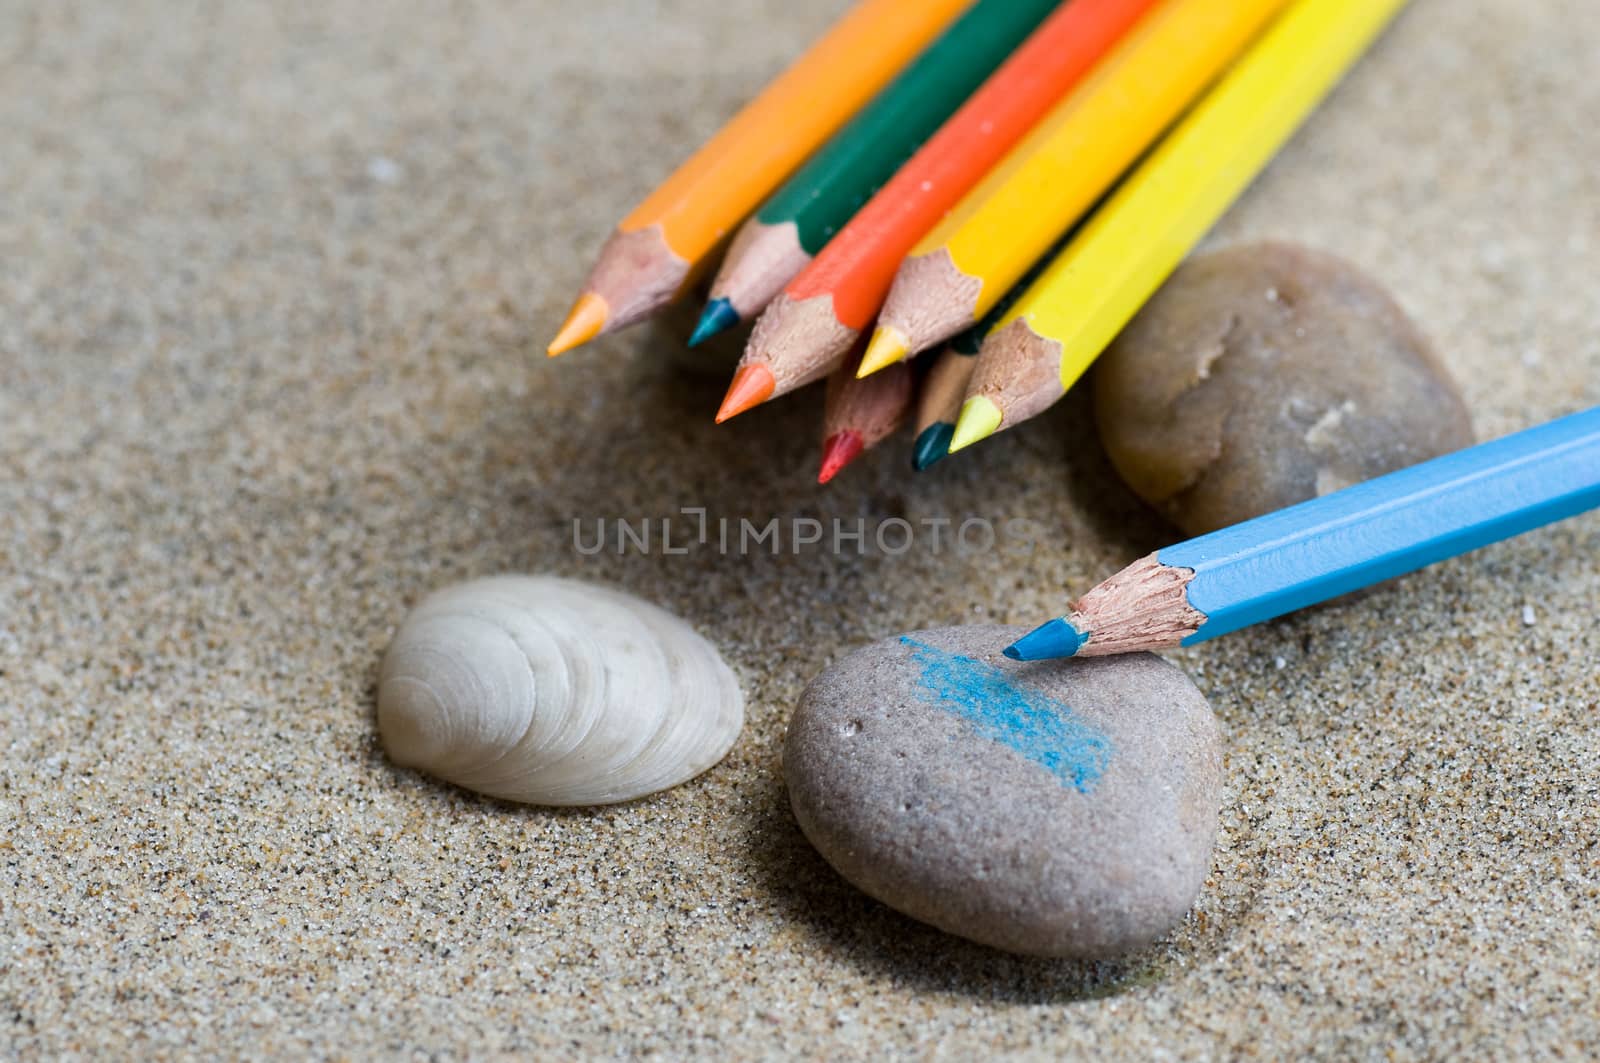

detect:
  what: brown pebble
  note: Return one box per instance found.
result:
[1094,242,1474,536]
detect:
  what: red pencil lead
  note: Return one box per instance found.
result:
[817,431,865,484]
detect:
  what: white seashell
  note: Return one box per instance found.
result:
[377,576,743,806]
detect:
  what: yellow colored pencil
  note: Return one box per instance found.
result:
[862,0,1289,376]
[947,0,1410,453]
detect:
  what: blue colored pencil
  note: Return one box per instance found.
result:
[1006,407,1600,661]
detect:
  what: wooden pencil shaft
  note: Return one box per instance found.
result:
[707,219,808,320]
[949,227,1080,356]
[913,346,979,434]
[746,292,859,392]
[1070,553,1205,656]
[820,344,914,480]
[579,227,692,334]
[824,359,913,447]
[966,318,1064,428]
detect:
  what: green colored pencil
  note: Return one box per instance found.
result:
[689,0,1062,347]
[909,316,994,473]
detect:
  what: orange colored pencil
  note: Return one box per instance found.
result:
[817,346,914,484]
[546,0,970,357]
[717,0,1160,422]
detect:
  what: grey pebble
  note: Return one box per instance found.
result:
[784,626,1222,958]
[1094,242,1474,536]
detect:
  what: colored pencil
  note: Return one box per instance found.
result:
[1004,407,1600,661]
[909,227,1080,471]
[862,0,1288,376]
[909,341,981,473]
[946,0,1409,455]
[817,346,914,484]
[689,0,1062,349]
[715,0,1160,424]
[545,0,969,357]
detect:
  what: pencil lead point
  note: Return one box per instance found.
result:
[547,293,609,357]
[715,364,775,424]
[817,431,864,484]
[911,423,953,471]
[1004,618,1086,661]
[689,299,739,347]
[858,326,910,378]
[947,395,1002,453]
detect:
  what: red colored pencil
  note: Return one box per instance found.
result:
[817,346,914,484]
[716,0,1160,423]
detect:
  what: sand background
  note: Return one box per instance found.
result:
[2,0,1597,1057]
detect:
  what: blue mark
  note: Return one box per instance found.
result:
[900,637,1112,793]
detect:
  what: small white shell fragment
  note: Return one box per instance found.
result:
[377,576,743,806]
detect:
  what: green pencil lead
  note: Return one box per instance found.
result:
[912,423,954,471]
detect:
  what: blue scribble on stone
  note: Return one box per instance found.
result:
[901,637,1112,793]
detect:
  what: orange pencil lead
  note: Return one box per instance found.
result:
[817,431,864,484]
[546,293,609,357]
[715,364,776,423]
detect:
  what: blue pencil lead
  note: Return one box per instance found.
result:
[688,298,740,347]
[911,423,954,471]
[1003,617,1087,661]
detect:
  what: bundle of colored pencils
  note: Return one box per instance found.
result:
[550,0,1600,656]
[550,0,1410,482]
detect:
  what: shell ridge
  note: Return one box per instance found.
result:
[377,576,743,806]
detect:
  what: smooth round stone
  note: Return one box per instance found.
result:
[1094,242,1473,536]
[785,625,1221,958]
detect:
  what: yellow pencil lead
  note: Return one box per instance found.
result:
[857,326,910,378]
[547,293,610,357]
[947,395,1003,453]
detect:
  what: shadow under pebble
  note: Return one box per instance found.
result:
[738,761,1265,1006]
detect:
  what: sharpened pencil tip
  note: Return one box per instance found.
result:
[817,431,864,484]
[858,326,910,378]
[715,364,775,424]
[1004,618,1086,661]
[689,299,739,347]
[947,395,1002,453]
[911,423,954,471]
[547,292,609,356]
